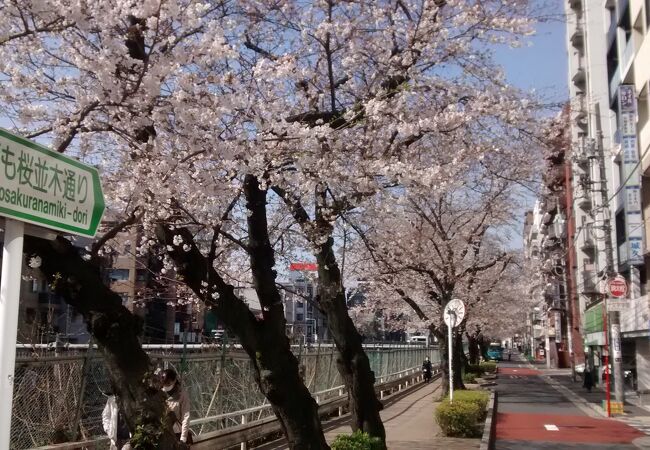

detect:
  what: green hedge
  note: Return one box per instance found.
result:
[435,400,483,438]
[331,431,383,450]
[462,372,478,384]
[479,362,497,374]
[466,364,483,375]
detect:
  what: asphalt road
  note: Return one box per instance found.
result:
[494,353,647,450]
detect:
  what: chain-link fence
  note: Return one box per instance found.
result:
[10,344,437,449]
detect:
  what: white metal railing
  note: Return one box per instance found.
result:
[188,364,428,427]
[27,362,434,450]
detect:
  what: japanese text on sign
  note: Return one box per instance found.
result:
[0,129,104,236]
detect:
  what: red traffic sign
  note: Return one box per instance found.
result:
[607,276,628,298]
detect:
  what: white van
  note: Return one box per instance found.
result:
[407,336,429,345]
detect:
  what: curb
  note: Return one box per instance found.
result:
[479,390,498,450]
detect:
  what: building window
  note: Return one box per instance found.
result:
[296,313,304,322]
[109,269,130,281]
[136,269,148,282]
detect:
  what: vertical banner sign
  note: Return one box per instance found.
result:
[611,323,622,363]
[618,85,644,266]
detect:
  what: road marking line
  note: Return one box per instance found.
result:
[544,424,559,431]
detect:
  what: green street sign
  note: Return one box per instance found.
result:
[0,128,105,237]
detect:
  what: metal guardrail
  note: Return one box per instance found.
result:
[28,364,439,450]
[192,364,442,449]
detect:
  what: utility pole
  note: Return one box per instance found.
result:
[593,102,624,404]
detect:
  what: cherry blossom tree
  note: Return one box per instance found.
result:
[1,0,543,446]
[344,150,540,392]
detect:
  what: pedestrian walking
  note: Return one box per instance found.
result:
[161,368,192,445]
[583,368,594,393]
[422,357,433,383]
[102,392,132,450]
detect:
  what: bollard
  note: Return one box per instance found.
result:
[380,390,384,399]
[338,388,344,416]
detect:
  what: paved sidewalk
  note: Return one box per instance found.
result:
[324,379,480,449]
[495,353,649,449]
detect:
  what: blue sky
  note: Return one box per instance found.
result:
[495,0,569,103]
[493,0,569,247]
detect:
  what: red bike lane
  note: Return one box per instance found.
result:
[495,360,646,449]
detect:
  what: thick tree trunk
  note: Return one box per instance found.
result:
[316,236,386,448]
[467,333,480,365]
[478,336,489,361]
[243,175,328,449]
[156,176,328,449]
[24,236,178,448]
[272,184,386,446]
[438,327,465,395]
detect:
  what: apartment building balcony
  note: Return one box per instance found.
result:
[572,67,586,88]
[572,139,596,166]
[574,185,592,210]
[570,26,584,49]
[579,231,596,253]
[572,93,588,130]
[581,271,600,294]
[541,235,561,251]
[568,0,581,10]
[549,298,567,311]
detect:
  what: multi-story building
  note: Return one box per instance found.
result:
[103,219,206,344]
[281,270,329,343]
[524,192,572,368]
[524,107,586,370]
[0,224,91,346]
[565,0,650,393]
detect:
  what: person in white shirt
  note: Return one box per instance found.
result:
[102,393,131,450]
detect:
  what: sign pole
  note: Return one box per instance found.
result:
[444,299,465,404]
[0,219,25,446]
[603,302,611,417]
[448,317,454,403]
